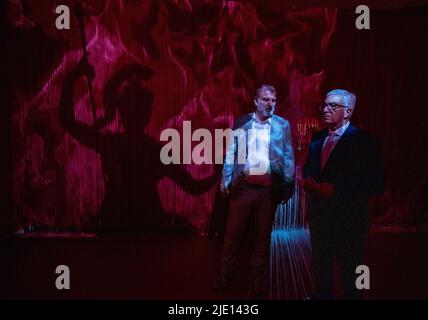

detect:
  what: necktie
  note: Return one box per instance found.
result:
[321,132,336,170]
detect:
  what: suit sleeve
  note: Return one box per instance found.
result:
[221,119,238,186]
[282,121,295,184]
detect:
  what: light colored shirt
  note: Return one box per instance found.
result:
[322,121,350,149]
[244,113,272,186]
[320,121,350,170]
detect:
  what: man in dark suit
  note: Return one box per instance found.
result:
[213,84,295,298]
[303,89,386,299]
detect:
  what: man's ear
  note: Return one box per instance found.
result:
[345,108,353,119]
[253,97,258,107]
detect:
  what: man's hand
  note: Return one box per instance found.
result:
[316,182,334,199]
[303,177,334,199]
[303,177,318,192]
[280,183,294,205]
[220,182,231,197]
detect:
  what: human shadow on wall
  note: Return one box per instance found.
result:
[59,59,218,234]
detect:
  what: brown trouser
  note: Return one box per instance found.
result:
[219,182,276,291]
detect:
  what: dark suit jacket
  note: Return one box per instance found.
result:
[221,113,295,202]
[303,124,386,240]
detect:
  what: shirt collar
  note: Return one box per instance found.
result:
[252,112,272,125]
[329,121,350,137]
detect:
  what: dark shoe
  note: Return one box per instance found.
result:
[213,273,234,292]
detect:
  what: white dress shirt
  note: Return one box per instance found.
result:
[323,121,350,148]
[321,121,350,170]
[244,113,272,186]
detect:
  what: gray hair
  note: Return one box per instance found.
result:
[256,84,276,98]
[326,89,356,109]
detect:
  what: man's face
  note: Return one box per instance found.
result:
[254,90,276,120]
[321,94,352,127]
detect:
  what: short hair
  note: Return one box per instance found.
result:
[326,89,356,109]
[256,84,276,98]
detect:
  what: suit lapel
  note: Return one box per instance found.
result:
[241,114,254,131]
[268,116,277,163]
[314,129,328,175]
[240,114,254,164]
[321,124,358,172]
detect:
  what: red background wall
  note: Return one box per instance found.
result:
[3,0,428,233]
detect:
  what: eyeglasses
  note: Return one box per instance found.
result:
[318,102,348,112]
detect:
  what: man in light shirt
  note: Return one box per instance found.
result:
[214,85,295,298]
[303,89,386,299]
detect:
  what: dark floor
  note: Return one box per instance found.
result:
[1,231,428,300]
